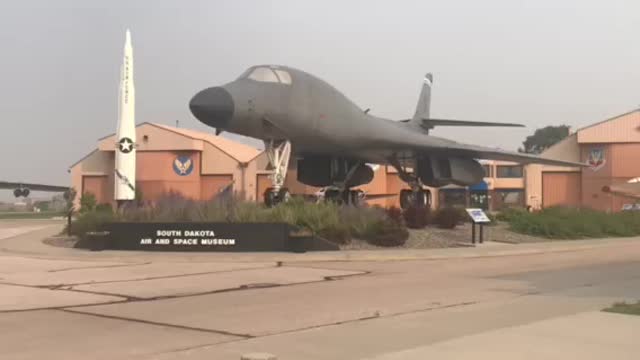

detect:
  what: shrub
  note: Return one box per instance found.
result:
[506,206,640,239]
[385,206,404,225]
[434,207,464,229]
[402,205,431,229]
[496,207,529,222]
[318,223,351,245]
[69,210,115,237]
[95,203,113,213]
[364,219,409,247]
[109,192,412,245]
[79,193,97,213]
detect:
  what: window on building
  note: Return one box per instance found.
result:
[496,189,524,208]
[440,189,466,208]
[496,165,523,178]
[482,165,492,177]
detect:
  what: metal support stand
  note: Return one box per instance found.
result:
[471,222,485,245]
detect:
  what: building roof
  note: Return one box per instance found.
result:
[576,108,640,144]
[150,123,262,163]
[94,122,263,164]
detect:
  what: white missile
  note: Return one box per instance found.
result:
[114,29,136,201]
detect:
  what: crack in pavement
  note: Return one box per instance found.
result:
[60,308,254,339]
[154,300,483,356]
[47,261,152,273]
[46,264,280,287]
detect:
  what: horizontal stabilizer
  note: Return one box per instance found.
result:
[421,118,524,130]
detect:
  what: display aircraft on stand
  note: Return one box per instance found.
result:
[190,65,585,208]
[0,181,69,198]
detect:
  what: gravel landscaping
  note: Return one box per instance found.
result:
[341,222,549,250]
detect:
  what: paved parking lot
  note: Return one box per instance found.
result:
[1,219,640,360]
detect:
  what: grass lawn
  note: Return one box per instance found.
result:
[0,211,66,220]
[603,301,640,316]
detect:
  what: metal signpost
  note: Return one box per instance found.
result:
[465,208,491,244]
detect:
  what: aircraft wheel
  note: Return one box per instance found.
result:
[346,189,364,206]
[399,189,412,210]
[414,190,427,207]
[22,188,30,197]
[400,189,428,210]
[264,188,291,207]
[13,189,22,198]
[324,189,342,204]
[278,188,291,203]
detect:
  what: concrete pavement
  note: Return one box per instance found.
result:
[366,312,640,360]
[1,219,640,359]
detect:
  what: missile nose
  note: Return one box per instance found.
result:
[189,87,234,129]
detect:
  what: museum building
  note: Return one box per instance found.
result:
[70,109,640,212]
[525,109,640,212]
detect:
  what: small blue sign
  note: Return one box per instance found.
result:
[173,156,194,176]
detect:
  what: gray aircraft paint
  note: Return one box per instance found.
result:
[190,65,585,168]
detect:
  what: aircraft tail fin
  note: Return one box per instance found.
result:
[411,73,433,128]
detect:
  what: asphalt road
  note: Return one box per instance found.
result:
[1,219,639,359]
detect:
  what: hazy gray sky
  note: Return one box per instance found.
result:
[1,0,639,199]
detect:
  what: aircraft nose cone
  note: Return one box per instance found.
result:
[189,87,234,129]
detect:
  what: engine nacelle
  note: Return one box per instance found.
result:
[297,156,374,187]
[417,156,484,187]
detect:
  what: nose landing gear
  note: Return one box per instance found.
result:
[263,139,292,207]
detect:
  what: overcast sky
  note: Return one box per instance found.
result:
[1,0,639,200]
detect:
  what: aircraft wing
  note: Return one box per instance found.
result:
[370,135,587,168]
[0,181,69,192]
[433,142,587,167]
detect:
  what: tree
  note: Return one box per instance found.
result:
[518,125,570,154]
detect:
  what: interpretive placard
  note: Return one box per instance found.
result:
[465,208,491,223]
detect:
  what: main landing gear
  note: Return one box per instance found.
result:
[263,139,292,207]
[392,160,430,210]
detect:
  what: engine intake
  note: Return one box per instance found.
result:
[297,156,373,187]
[417,156,484,187]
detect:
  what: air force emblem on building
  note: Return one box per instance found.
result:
[118,137,134,154]
[173,156,194,176]
[587,148,606,171]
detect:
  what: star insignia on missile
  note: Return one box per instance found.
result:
[118,137,134,153]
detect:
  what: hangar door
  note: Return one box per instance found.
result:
[256,174,272,203]
[542,172,581,208]
[201,175,233,201]
[82,175,109,205]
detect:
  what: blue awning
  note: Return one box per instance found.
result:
[469,181,489,191]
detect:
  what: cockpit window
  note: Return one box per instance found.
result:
[248,67,279,83]
[274,69,292,84]
[242,66,292,85]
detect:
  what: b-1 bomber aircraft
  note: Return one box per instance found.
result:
[189,65,584,208]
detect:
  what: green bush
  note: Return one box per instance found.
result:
[69,210,115,237]
[495,207,529,222]
[505,206,640,239]
[434,207,464,229]
[363,219,409,247]
[79,193,97,213]
[385,206,404,225]
[95,203,113,213]
[402,205,431,229]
